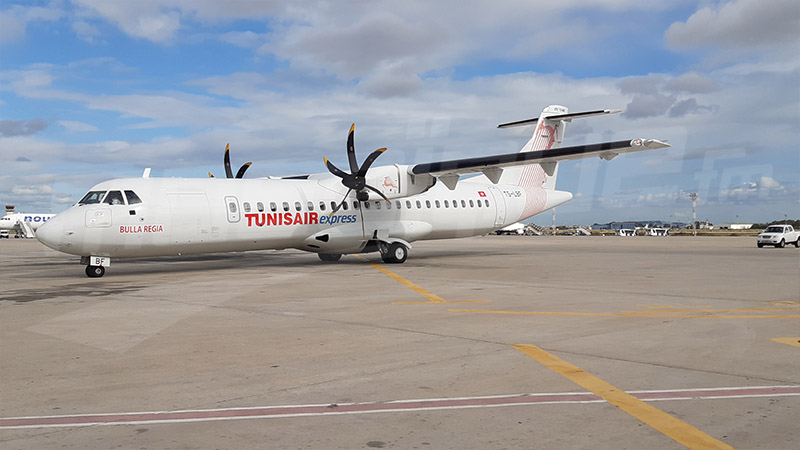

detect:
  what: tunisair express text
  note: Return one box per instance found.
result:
[245,212,358,227]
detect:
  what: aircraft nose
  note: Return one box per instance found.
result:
[36,215,65,251]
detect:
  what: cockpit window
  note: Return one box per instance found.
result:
[103,190,125,205]
[78,191,107,205]
[125,190,142,205]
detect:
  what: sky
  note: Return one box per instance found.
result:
[1,0,798,226]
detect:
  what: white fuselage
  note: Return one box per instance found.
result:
[36,174,564,259]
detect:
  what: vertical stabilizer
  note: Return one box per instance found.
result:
[496,105,568,189]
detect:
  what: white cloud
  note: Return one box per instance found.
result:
[12,184,55,195]
[57,120,99,132]
[666,0,800,48]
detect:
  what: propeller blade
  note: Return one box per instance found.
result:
[208,172,214,178]
[364,184,391,204]
[324,157,350,179]
[346,124,359,173]
[329,189,352,216]
[235,162,252,179]
[223,144,233,178]
[357,147,387,177]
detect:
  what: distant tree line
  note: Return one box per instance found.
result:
[751,219,800,229]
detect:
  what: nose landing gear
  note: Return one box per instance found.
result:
[85,265,106,278]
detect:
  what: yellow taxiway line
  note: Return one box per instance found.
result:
[360,257,489,304]
[513,344,734,450]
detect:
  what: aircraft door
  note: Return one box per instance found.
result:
[168,193,211,245]
[488,187,506,228]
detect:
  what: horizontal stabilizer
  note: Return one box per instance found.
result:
[497,109,622,128]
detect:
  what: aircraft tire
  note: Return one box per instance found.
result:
[386,242,407,264]
[318,253,342,262]
[85,265,105,278]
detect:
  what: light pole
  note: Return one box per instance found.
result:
[689,193,698,236]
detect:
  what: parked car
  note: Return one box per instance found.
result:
[757,224,800,248]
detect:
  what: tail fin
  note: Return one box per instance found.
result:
[494,106,620,218]
[496,105,569,190]
[496,106,622,189]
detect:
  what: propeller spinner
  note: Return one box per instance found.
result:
[324,124,391,214]
[209,144,252,178]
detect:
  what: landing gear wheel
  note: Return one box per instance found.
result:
[381,242,408,264]
[318,253,342,262]
[85,265,105,278]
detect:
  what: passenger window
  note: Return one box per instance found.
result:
[307,201,314,211]
[435,200,441,208]
[406,200,411,209]
[354,201,359,210]
[395,201,401,209]
[283,202,290,212]
[330,201,337,211]
[444,200,449,208]
[320,201,326,211]
[243,202,251,213]
[425,200,431,209]
[79,191,106,205]
[295,202,302,212]
[476,199,481,208]
[364,202,370,210]
[257,202,264,212]
[461,200,466,208]
[453,200,458,208]
[469,200,474,208]
[375,201,381,210]
[485,199,490,207]
[228,202,237,213]
[103,190,125,205]
[415,200,421,209]
[342,201,348,211]
[386,201,392,210]
[270,202,277,212]
[124,190,142,205]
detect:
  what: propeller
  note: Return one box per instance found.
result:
[209,144,252,178]
[324,124,391,214]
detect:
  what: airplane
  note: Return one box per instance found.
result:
[35,104,670,277]
[0,212,57,238]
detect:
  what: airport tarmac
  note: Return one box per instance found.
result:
[0,235,798,449]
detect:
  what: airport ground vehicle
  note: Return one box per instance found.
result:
[0,230,9,239]
[756,224,800,248]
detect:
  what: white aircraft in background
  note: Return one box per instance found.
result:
[36,105,669,277]
[0,212,57,238]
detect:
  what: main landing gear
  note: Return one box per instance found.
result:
[380,242,408,264]
[317,241,410,264]
[318,253,342,262]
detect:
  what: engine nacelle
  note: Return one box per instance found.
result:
[364,164,436,200]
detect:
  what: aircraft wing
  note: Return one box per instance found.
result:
[409,138,670,179]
